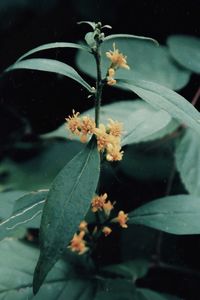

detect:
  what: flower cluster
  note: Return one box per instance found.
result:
[66,112,124,161]
[68,192,128,255]
[106,43,130,86]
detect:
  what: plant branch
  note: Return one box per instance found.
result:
[191,87,200,106]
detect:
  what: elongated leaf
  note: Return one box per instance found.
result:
[17,42,90,62]
[76,38,190,90]
[6,58,92,92]
[33,138,100,293]
[117,79,200,135]
[175,128,200,196]
[0,190,27,220]
[104,34,158,45]
[0,190,47,240]
[77,21,96,30]
[129,195,200,235]
[80,100,171,145]
[167,35,200,73]
[0,239,94,300]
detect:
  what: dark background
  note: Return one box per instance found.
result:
[0,1,200,299]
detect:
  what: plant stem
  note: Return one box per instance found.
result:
[94,41,103,127]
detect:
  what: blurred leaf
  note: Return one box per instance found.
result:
[0,139,83,191]
[0,239,95,300]
[17,42,90,62]
[0,190,47,240]
[102,259,150,280]
[0,190,27,220]
[175,128,200,196]
[6,58,93,92]
[77,21,96,30]
[95,278,135,300]
[119,140,174,181]
[76,38,191,90]
[117,80,200,136]
[129,195,200,234]
[167,35,200,73]
[136,288,169,300]
[104,34,158,45]
[33,138,100,294]
[81,100,172,145]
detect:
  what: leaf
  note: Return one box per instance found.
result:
[167,35,200,73]
[104,34,158,45]
[76,38,190,90]
[0,190,47,240]
[16,42,90,62]
[5,58,93,92]
[129,194,200,235]
[0,139,83,191]
[117,79,200,136]
[102,259,150,280]
[77,21,97,30]
[0,190,27,220]
[136,288,169,300]
[33,138,100,293]
[0,239,94,300]
[175,128,200,196]
[81,100,172,145]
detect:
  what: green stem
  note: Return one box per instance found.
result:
[94,42,103,127]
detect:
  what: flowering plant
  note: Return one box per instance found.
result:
[0,21,200,300]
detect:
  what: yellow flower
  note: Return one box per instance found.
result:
[65,110,81,136]
[103,200,114,216]
[91,193,108,212]
[107,119,123,137]
[79,221,88,232]
[107,67,117,86]
[68,231,88,255]
[94,124,110,151]
[106,43,130,70]
[112,210,128,228]
[102,226,112,237]
[106,143,124,162]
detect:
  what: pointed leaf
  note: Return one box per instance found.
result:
[117,79,200,135]
[0,190,47,240]
[104,33,158,45]
[33,138,100,293]
[77,21,96,30]
[167,35,200,73]
[6,58,93,92]
[129,195,200,235]
[175,128,200,196]
[17,42,90,62]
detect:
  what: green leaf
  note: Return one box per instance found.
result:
[33,138,100,294]
[0,190,27,220]
[119,140,174,181]
[16,42,90,62]
[6,58,93,92]
[102,259,150,281]
[0,139,83,191]
[0,190,47,240]
[104,34,158,45]
[117,79,200,136]
[81,100,171,145]
[136,288,169,300]
[175,128,200,196]
[167,35,200,73]
[129,194,200,235]
[77,21,97,30]
[0,239,94,300]
[76,38,190,90]
[85,32,96,48]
